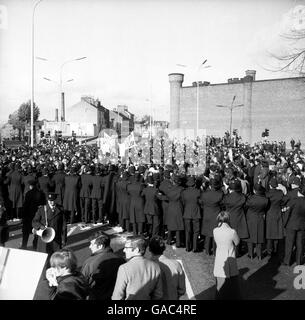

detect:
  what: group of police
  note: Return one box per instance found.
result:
[0,137,305,266]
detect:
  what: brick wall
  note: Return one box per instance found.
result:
[176,76,305,145]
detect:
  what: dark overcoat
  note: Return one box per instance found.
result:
[116,180,130,220]
[22,173,37,197]
[284,197,305,230]
[127,182,145,223]
[166,185,184,231]
[6,170,23,208]
[63,175,81,212]
[181,187,201,220]
[80,174,93,198]
[222,191,249,239]
[52,170,66,205]
[159,179,172,225]
[200,189,223,237]
[81,247,125,300]
[245,194,269,243]
[90,175,104,199]
[38,175,55,199]
[142,186,161,216]
[32,203,64,255]
[265,189,285,239]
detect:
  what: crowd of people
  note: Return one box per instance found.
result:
[0,134,305,299]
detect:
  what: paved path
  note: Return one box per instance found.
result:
[5,221,305,300]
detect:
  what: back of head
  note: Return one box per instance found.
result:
[89,232,110,248]
[127,236,147,255]
[217,211,231,227]
[149,236,166,256]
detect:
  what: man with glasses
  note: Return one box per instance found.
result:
[112,236,163,300]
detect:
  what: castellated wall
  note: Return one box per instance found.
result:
[172,73,305,145]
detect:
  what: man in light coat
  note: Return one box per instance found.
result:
[149,236,186,300]
[112,236,163,300]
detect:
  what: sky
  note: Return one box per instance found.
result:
[0,0,304,124]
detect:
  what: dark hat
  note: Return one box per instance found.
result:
[292,177,301,187]
[58,163,64,170]
[138,165,146,174]
[128,166,135,175]
[122,171,129,180]
[47,193,57,201]
[269,177,278,188]
[147,175,154,185]
[186,176,195,187]
[254,183,266,194]
[41,167,48,175]
[262,160,269,168]
[134,172,141,182]
[163,170,171,179]
[229,179,242,192]
[28,179,37,186]
[173,174,181,185]
[210,178,222,190]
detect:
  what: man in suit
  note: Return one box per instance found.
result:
[112,236,163,300]
[79,165,93,223]
[149,236,186,300]
[282,185,305,266]
[81,232,125,300]
[21,179,45,249]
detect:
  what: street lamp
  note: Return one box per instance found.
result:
[59,57,87,121]
[176,60,211,138]
[216,95,244,144]
[31,0,44,147]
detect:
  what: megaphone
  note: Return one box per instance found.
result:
[32,227,56,243]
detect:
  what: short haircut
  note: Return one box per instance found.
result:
[216,211,231,226]
[149,236,166,256]
[126,236,147,255]
[92,233,110,248]
[50,249,78,273]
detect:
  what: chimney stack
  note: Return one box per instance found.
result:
[61,92,65,122]
[55,108,59,122]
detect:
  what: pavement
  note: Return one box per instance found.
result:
[5,220,305,300]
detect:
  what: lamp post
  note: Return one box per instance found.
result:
[176,60,211,138]
[31,0,44,147]
[59,57,86,122]
[216,95,244,144]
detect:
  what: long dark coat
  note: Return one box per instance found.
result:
[200,189,223,237]
[222,191,248,239]
[142,186,161,216]
[166,185,185,231]
[116,180,130,220]
[63,175,81,212]
[6,170,23,208]
[103,172,116,216]
[32,203,64,255]
[53,170,66,205]
[90,175,104,199]
[284,197,305,230]
[80,174,93,198]
[23,187,45,231]
[38,175,55,199]
[181,187,201,220]
[127,181,145,223]
[265,189,285,239]
[22,173,37,197]
[159,179,172,225]
[245,194,269,244]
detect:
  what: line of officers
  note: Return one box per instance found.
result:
[3,161,305,267]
